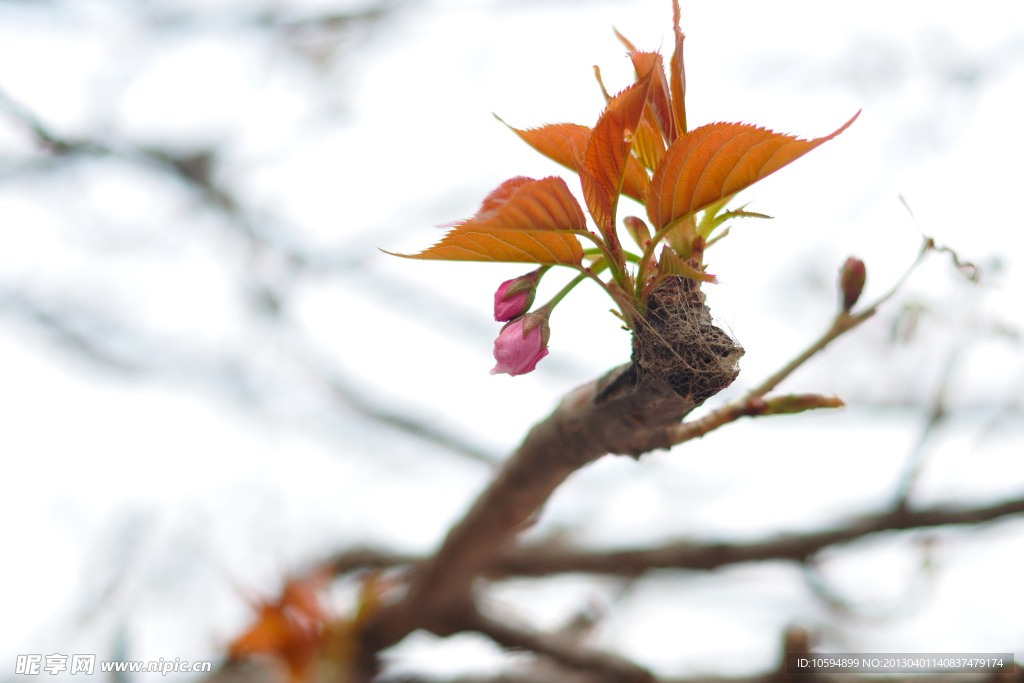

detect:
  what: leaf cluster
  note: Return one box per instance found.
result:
[392,0,857,326]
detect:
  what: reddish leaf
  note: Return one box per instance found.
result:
[623,215,652,250]
[621,160,650,205]
[593,65,612,103]
[466,176,587,233]
[502,121,650,204]
[394,176,586,265]
[581,75,653,237]
[634,115,666,170]
[646,113,860,230]
[613,26,638,53]
[476,176,535,218]
[398,228,583,265]
[629,51,674,144]
[503,122,590,173]
[670,0,687,136]
[622,154,651,204]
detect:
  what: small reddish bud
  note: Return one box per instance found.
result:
[623,215,652,250]
[690,235,705,260]
[745,397,769,415]
[839,257,866,312]
[493,269,543,322]
[491,312,550,376]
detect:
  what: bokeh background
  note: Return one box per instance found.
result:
[2,0,1023,678]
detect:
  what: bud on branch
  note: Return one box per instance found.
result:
[839,257,866,312]
[494,267,546,322]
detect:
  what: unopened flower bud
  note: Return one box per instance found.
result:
[490,312,550,376]
[493,268,543,322]
[839,257,866,312]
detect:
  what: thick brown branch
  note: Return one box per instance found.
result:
[360,363,701,652]
[357,277,745,655]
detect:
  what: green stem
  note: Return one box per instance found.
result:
[584,248,643,264]
[635,213,692,298]
[567,230,623,281]
[536,271,589,315]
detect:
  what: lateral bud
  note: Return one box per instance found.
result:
[839,257,866,312]
[623,215,653,250]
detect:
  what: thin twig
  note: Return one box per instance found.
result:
[892,347,959,509]
[645,237,942,449]
[466,610,653,683]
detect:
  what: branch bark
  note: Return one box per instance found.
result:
[359,361,700,653]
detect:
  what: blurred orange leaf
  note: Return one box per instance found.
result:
[229,574,328,683]
[646,113,860,230]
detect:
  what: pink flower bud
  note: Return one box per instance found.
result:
[493,269,542,322]
[839,257,866,312]
[490,313,550,376]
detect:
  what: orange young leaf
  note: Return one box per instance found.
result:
[581,74,653,238]
[593,65,612,103]
[501,120,649,204]
[392,176,586,265]
[646,112,860,230]
[613,26,638,53]
[475,175,534,216]
[634,113,666,170]
[629,51,674,144]
[467,176,588,233]
[657,247,717,284]
[622,152,651,204]
[670,0,687,136]
[626,53,671,170]
[398,229,584,265]
[501,121,590,173]
[623,215,653,250]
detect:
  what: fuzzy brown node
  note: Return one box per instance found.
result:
[632,274,744,406]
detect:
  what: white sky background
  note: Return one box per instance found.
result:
[1,0,1024,678]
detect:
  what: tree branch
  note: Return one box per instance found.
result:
[352,245,971,659]
[466,610,653,683]
[328,493,1024,579]
[492,495,1024,577]
[359,356,704,653]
